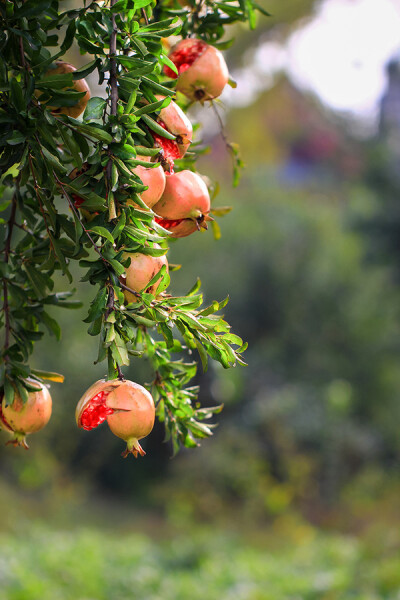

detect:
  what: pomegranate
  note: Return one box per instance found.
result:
[37,61,91,118]
[121,247,169,303]
[151,97,192,172]
[1,381,52,449]
[164,39,229,102]
[153,170,211,237]
[76,379,155,458]
[129,156,166,208]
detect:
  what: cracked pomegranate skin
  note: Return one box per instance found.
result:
[165,39,229,101]
[149,98,193,172]
[1,382,52,446]
[76,379,128,429]
[153,170,211,237]
[38,61,91,118]
[157,97,193,158]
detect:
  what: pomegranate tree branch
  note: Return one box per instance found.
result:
[28,153,56,255]
[109,1,118,117]
[52,171,109,267]
[2,186,18,359]
[106,0,119,218]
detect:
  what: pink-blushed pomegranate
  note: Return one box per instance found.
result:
[121,248,169,303]
[151,97,193,172]
[164,39,229,102]
[37,61,91,118]
[129,156,166,208]
[106,380,155,458]
[76,379,155,458]
[1,381,52,449]
[153,170,211,237]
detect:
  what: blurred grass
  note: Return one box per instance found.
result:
[0,521,399,600]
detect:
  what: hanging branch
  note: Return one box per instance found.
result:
[2,187,18,361]
[211,102,244,186]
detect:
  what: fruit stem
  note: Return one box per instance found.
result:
[116,365,124,381]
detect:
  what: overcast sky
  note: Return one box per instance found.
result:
[224,0,400,129]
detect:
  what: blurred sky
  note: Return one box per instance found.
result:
[225,0,400,130]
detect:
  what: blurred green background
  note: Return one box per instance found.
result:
[2,1,400,598]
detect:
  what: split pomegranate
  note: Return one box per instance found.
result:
[37,61,91,118]
[1,381,52,449]
[153,170,211,237]
[164,39,229,102]
[76,379,155,458]
[129,155,166,208]
[151,97,192,172]
[121,248,169,303]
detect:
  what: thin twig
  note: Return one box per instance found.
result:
[211,101,231,151]
[141,7,149,25]
[119,280,142,300]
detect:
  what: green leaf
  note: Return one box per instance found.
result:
[3,377,15,407]
[23,264,49,299]
[41,311,62,340]
[88,226,114,245]
[84,287,108,323]
[66,118,113,143]
[31,369,64,383]
[141,115,177,140]
[83,97,107,121]
[6,131,26,146]
[195,339,208,373]
[111,332,130,366]
[41,147,67,174]
[14,0,52,19]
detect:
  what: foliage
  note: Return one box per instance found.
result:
[0,0,268,452]
[1,521,400,599]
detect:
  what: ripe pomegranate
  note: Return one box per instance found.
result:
[153,170,211,237]
[0,381,52,449]
[151,97,192,172]
[37,61,91,118]
[164,39,229,102]
[76,379,155,458]
[129,156,166,208]
[121,247,168,303]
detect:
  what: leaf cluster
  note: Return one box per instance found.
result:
[0,0,263,450]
